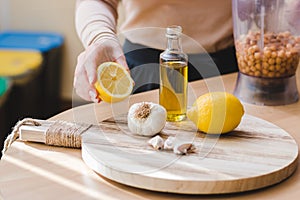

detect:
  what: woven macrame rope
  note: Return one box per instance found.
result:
[45,121,92,148]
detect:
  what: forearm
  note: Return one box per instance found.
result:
[75,0,119,48]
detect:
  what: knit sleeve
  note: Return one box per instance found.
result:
[75,0,119,48]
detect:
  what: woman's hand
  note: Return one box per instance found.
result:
[74,39,128,102]
[74,0,124,102]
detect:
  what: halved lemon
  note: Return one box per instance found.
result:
[94,62,134,103]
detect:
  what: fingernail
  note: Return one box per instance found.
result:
[89,90,98,102]
[88,76,94,84]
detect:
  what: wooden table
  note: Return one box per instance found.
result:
[1,72,300,200]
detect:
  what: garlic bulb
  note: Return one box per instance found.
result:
[128,102,167,136]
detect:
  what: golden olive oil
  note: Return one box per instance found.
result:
[159,61,188,121]
[159,25,188,122]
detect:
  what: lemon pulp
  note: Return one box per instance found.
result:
[94,62,134,103]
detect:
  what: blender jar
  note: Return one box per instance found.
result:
[232,0,300,105]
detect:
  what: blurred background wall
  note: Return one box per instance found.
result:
[0,0,127,153]
[0,0,125,105]
[0,0,83,103]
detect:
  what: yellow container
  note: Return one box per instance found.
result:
[0,50,42,84]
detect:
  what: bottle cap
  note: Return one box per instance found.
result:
[166,25,182,38]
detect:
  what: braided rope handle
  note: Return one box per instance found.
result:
[2,118,92,156]
[2,118,41,155]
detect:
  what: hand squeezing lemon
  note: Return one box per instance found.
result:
[187,92,244,134]
[94,62,134,103]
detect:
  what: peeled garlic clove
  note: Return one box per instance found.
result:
[163,136,176,150]
[173,143,196,155]
[128,102,167,136]
[148,135,164,150]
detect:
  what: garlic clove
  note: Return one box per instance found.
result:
[148,135,164,150]
[173,143,196,155]
[163,136,176,150]
[128,102,167,137]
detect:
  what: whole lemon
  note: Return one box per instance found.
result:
[187,92,244,134]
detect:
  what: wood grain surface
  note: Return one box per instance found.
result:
[2,72,300,200]
[81,113,298,194]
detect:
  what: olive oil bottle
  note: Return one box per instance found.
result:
[159,25,188,122]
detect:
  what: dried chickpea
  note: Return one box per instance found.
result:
[269,65,275,71]
[279,68,286,74]
[275,65,281,71]
[268,71,275,77]
[262,69,269,75]
[275,72,281,77]
[262,62,269,69]
[235,31,299,78]
[255,63,261,70]
[276,57,281,64]
[254,52,261,59]
[278,50,285,57]
[268,58,275,65]
[254,71,261,77]
[264,50,271,58]
[270,45,277,51]
[271,51,277,58]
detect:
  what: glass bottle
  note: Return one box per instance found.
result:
[159,25,188,122]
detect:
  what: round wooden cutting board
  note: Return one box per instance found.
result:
[81,114,298,194]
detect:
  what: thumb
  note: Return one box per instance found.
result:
[115,54,129,71]
[115,54,134,86]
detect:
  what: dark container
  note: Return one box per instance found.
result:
[0,31,64,118]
